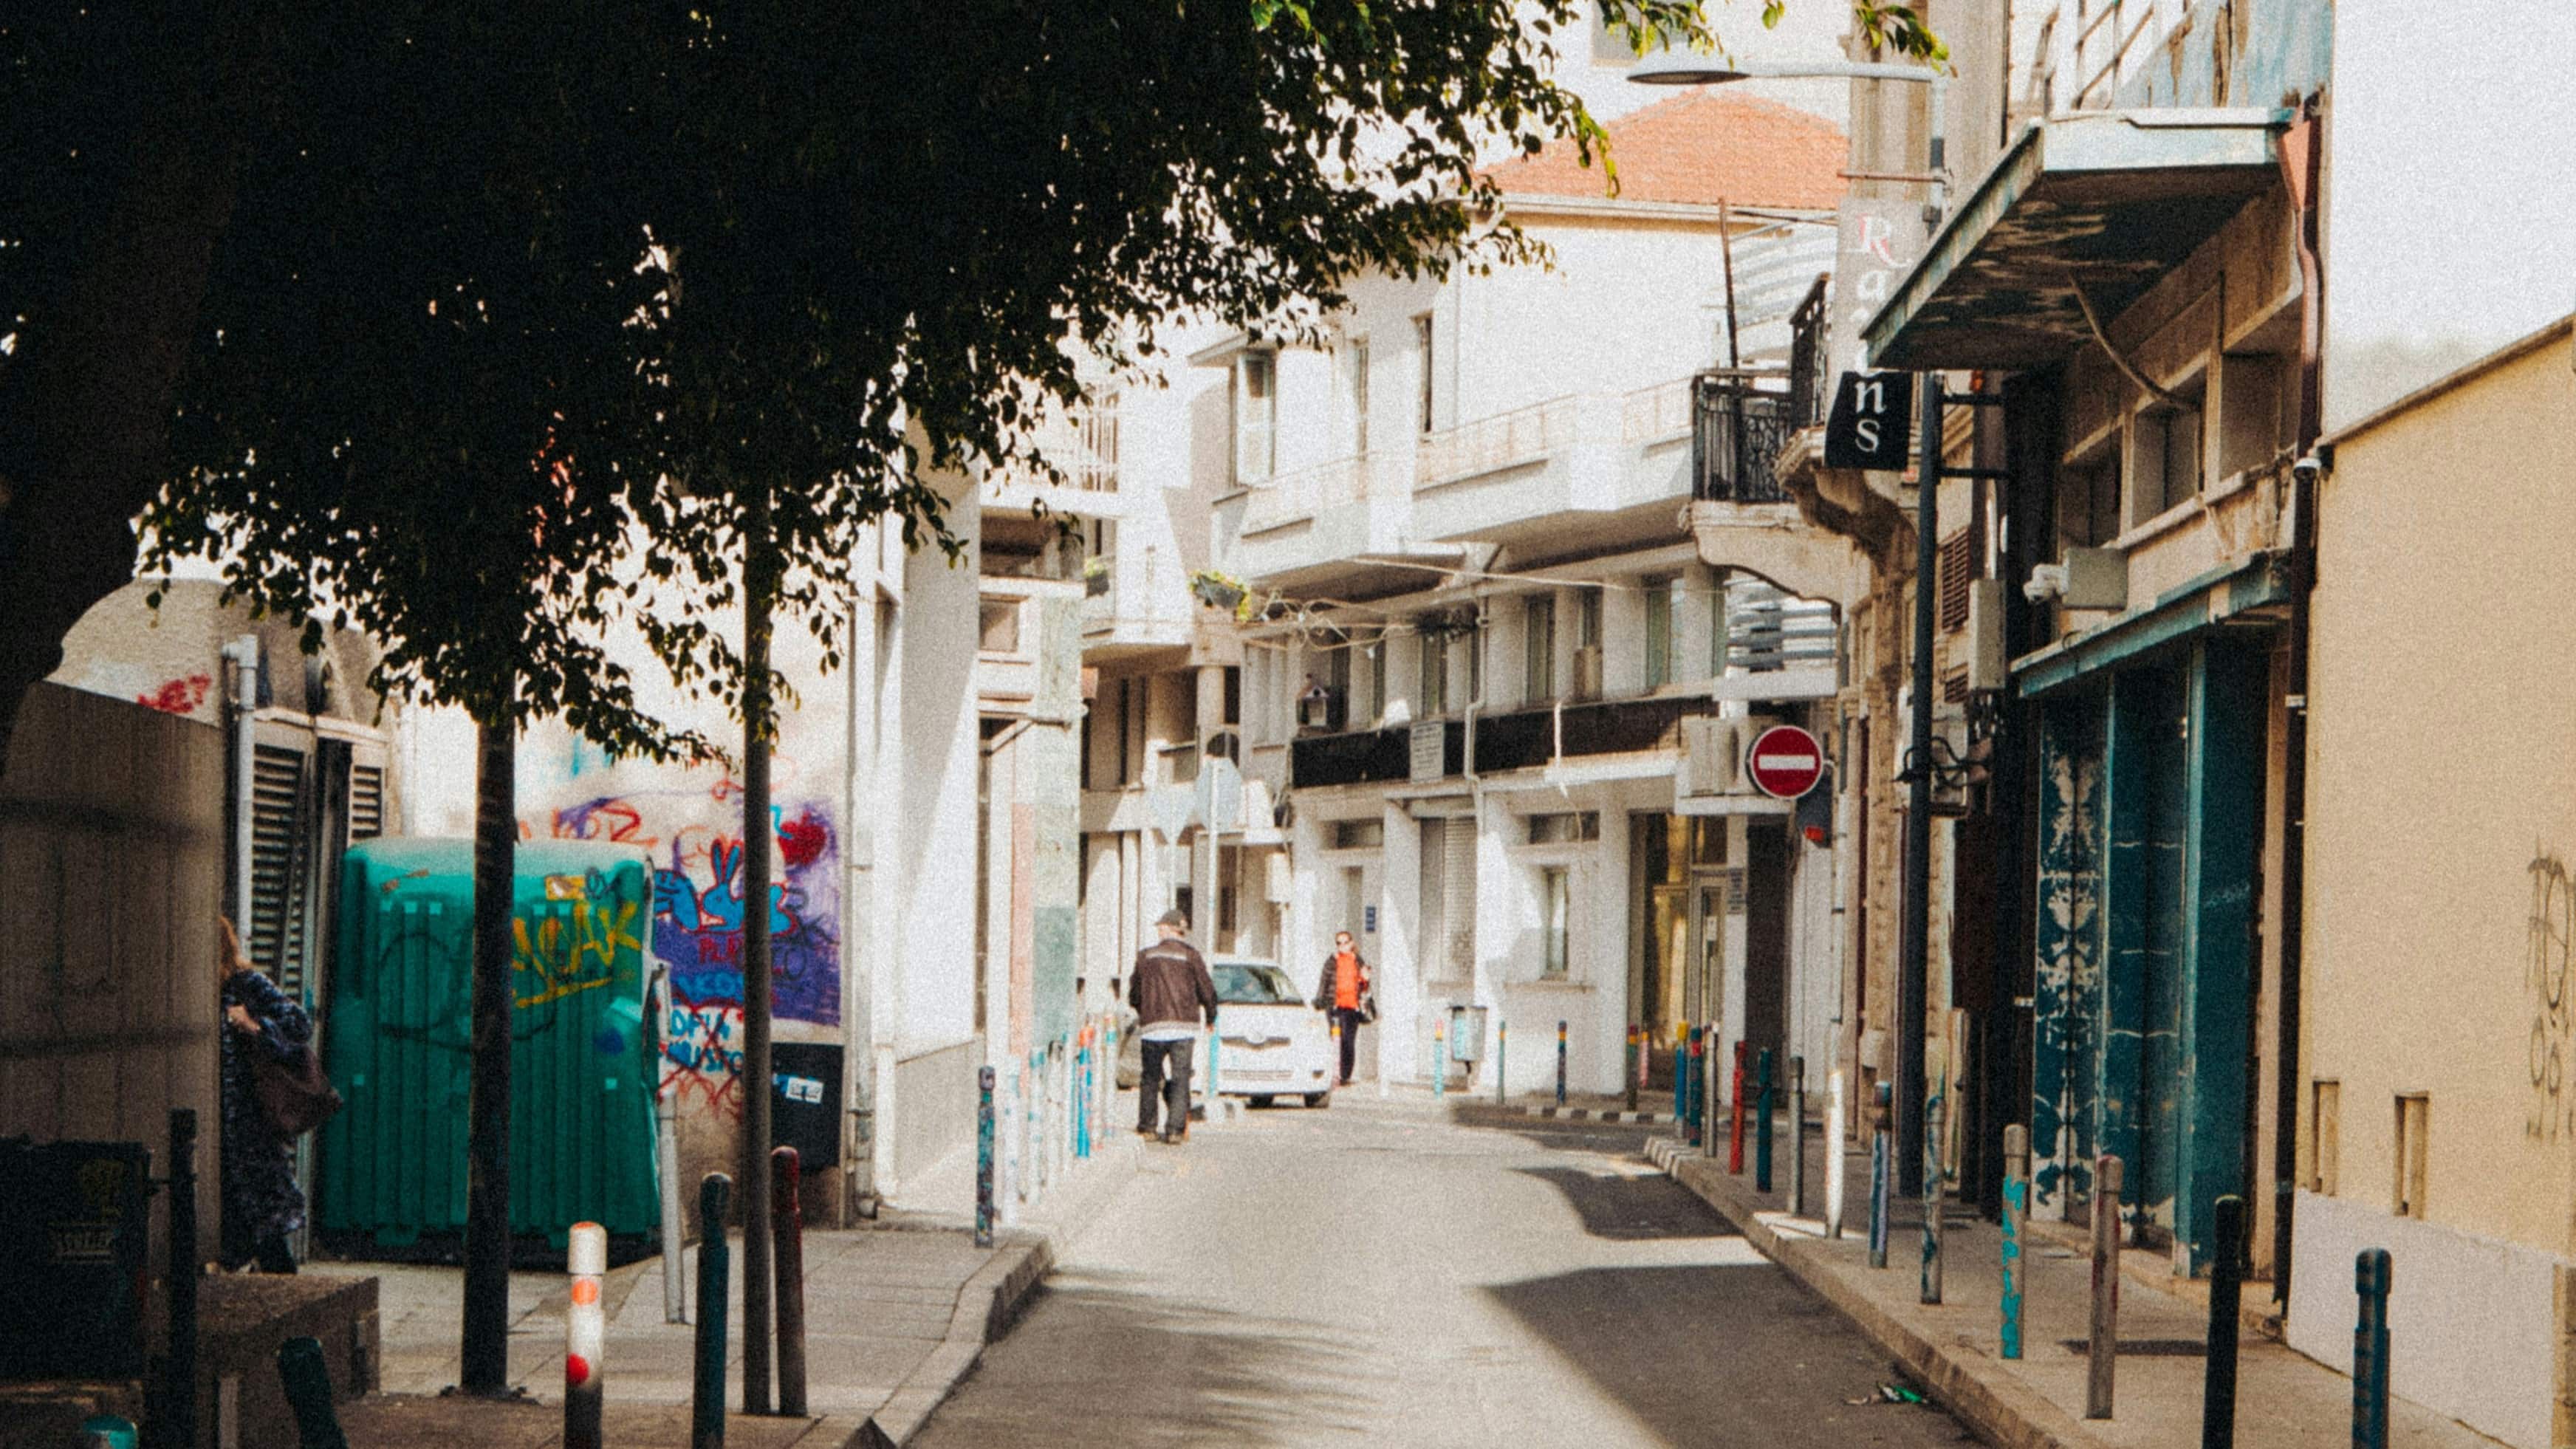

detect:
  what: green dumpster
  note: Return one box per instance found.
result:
[318,837,660,1247]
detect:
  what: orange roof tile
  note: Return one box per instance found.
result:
[1486,87,1846,210]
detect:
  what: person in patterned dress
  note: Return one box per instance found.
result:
[219,917,311,1273]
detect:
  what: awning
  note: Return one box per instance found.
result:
[2010,552,2288,699]
[1863,109,2290,371]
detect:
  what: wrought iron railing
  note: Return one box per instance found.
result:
[1787,274,1831,428]
[1693,377,1795,504]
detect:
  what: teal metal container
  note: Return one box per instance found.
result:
[319,837,659,1245]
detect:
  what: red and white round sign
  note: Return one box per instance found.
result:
[1745,724,1826,801]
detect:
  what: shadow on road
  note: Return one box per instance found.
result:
[919,1270,1379,1448]
[1513,1165,1728,1241]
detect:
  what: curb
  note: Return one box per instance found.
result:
[1642,1137,2109,1449]
[1448,1103,1672,1128]
[854,1137,1140,1448]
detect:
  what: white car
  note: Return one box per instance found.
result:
[1117,958,1334,1108]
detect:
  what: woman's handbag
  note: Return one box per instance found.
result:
[253,1045,343,1137]
[1360,991,1380,1025]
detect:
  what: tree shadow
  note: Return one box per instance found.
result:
[1512,1164,1729,1241]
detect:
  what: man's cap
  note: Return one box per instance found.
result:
[1155,908,1188,929]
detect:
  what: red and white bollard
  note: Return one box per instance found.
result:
[566,1221,606,1449]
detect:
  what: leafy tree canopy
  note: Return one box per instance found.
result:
[1,1,1941,757]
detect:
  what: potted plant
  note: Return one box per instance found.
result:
[1188,568,1247,615]
[1083,555,1110,596]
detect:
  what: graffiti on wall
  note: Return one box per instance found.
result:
[2529,852,2575,1141]
[137,674,212,717]
[2030,737,2105,1210]
[511,869,648,1010]
[534,759,841,1117]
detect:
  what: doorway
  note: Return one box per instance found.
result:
[1631,815,1727,1087]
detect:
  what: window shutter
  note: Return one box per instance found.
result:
[1441,815,1476,976]
[248,740,316,998]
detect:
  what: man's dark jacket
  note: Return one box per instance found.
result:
[1130,936,1218,1032]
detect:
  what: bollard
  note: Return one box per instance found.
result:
[1728,1042,1750,1174]
[976,1067,996,1250]
[1701,1024,1722,1159]
[2001,1124,2029,1360]
[2086,1154,2125,1420]
[2203,1195,2246,1449]
[277,1337,349,1449]
[1208,1007,1222,1106]
[1921,1090,1945,1305]
[1496,1021,1509,1106]
[165,1108,200,1449]
[1624,1025,1640,1113]
[1824,1069,1847,1239]
[1868,1083,1891,1268]
[2353,1248,2391,1449]
[566,1222,607,1449]
[1681,1027,1699,1143]
[693,1174,732,1449]
[77,1416,137,1448]
[1433,1018,1447,1099]
[771,1147,808,1417]
[1788,1056,1807,1217]
[1556,1020,1568,1107]
[1755,1049,1777,1193]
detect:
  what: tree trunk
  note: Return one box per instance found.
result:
[740,482,777,1413]
[461,703,517,1394]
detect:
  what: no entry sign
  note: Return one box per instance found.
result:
[1745,724,1826,801]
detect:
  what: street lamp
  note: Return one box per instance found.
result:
[1631,48,1947,1204]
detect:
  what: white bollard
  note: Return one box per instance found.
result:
[566,1222,606,1449]
[1824,1069,1847,1239]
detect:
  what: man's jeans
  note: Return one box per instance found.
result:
[1137,1035,1195,1137]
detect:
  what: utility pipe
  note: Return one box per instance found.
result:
[653,967,688,1323]
[222,634,259,934]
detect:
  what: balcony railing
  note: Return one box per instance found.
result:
[993,396,1120,493]
[1239,454,1373,534]
[1415,394,1584,489]
[1693,377,1795,504]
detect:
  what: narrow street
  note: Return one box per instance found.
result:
[916,1095,1974,1448]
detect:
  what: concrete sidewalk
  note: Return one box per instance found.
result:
[324,1126,1140,1448]
[1640,1127,2501,1449]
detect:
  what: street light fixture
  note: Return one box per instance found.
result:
[1631,47,1948,1205]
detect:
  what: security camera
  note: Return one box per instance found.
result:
[2291,451,2327,486]
[2023,563,2067,605]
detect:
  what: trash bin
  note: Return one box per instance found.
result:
[1447,1004,1489,1064]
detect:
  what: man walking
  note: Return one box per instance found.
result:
[1312,930,1371,1086]
[1131,908,1218,1144]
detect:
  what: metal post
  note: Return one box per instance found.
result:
[1433,1018,1447,1100]
[1208,1007,1223,1108]
[1076,1029,1092,1159]
[1624,1025,1640,1114]
[277,1337,349,1449]
[1674,1024,1690,1123]
[1496,1021,1509,1106]
[1868,1083,1891,1268]
[2353,1249,2391,1449]
[693,1174,731,1449]
[566,1222,606,1449]
[2002,1124,2029,1360]
[1788,1056,1808,1216]
[2203,1196,2245,1449]
[976,1067,996,1249]
[770,1147,807,1417]
[1825,1068,1847,1239]
[1922,1091,1945,1304]
[462,709,518,1396]
[2086,1154,2125,1420]
[739,478,778,1417]
[165,1109,199,1449]
[1897,369,1942,1199]
[1755,1049,1777,1193]
[1556,1020,1568,1107]
[1728,1041,1750,1174]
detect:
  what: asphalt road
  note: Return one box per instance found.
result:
[914,1095,1975,1448]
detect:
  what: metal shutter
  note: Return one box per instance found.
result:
[248,741,316,997]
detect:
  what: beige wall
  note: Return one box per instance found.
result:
[2303,321,2576,1253]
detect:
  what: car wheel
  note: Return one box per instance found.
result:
[1303,1092,1331,1109]
[1248,1095,1275,1109]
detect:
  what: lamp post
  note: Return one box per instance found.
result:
[1631,49,1946,1196]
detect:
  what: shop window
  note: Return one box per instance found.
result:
[1541,866,1571,978]
[2309,1079,2340,1195]
[1526,812,1601,845]
[2394,1093,2428,1219]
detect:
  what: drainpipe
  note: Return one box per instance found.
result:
[221,634,261,931]
[2272,98,2326,1310]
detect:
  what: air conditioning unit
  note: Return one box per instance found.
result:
[1679,716,1741,797]
[1964,580,2006,693]
[1570,645,1604,701]
[1265,852,1294,904]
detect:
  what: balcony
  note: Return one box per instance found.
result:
[1289,693,1720,789]
[1407,378,1706,552]
[982,396,1126,521]
[1080,544,1197,667]
[1216,451,1414,598]
[1693,282,1874,603]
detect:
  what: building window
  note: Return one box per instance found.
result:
[1223,664,1241,727]
[1465,617,1482,705]
[1364,637,1386,724]
[1235,352,1277,484]
[1414,312,1436,435]
[2309,1079,2340,1195]
[1541,866,1571,978]
[2128,377,2205,525]
[1526,812,1600,845]
[979,597,1022,654]
[1577,588,1602,649]
[1330,818,1385,850]
[1418,618,1448,716]
[1524,595,1556,704]
[2061,450,2121,549]
[1642,575,1674,689]
[2394,1093,2428,1219]
[1347,337,1371,455]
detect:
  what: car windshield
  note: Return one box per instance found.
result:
[1212,962,1296,1004]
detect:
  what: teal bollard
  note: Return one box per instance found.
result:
[1555,1020,1568,1107]
[1867,1083,1891,1269]
[1755,1049,1776,1193]
[2353,1249,2391,1449]
[277,1337,349,1449]
[77,1417,137,1449]
[1433,1021,1447,1099]
[2001,1124,2029,1360]
[693,1174,731,1449]
[1496,1021,1509,1106]
[976,1068,996,1249]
